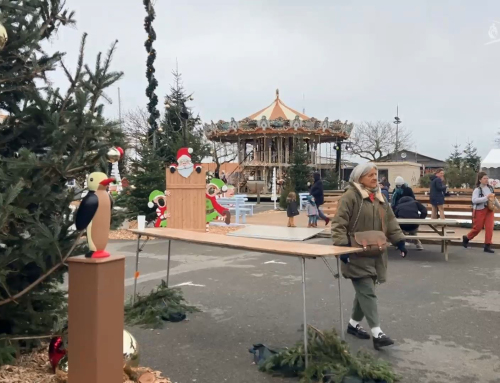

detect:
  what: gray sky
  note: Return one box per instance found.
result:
[49,0,500,161]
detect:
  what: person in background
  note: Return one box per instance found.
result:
[332,163,407,350]
[391,176,415,209]
[221,171,227,184]
[430,169,446,219]
[310,172,330,226]
[394,189,428,251]
[463,172,500,253]
[305,195,318,227]
[381,176,391,190]
[379,182,390,202]
[286,192,299,227]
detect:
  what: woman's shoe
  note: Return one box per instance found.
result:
[484,244,495,253]
[373,333,394,350]
[347,324,370,339]
[462,236,469,248]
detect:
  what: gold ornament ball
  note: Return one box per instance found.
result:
[123,329,140,368]
[0,23,7,51]
[107,147,121,163]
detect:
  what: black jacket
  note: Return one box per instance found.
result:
[430,175,446,206]
[287,200,299,217]
[395,196,428,232]
[309,173,324,206]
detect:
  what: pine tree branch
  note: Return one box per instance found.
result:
[0,232,83,307]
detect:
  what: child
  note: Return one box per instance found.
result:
[286,192,299,227]
[305,195,318,227]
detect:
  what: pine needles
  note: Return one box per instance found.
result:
[124,280,200,329]
[260,326,401,383]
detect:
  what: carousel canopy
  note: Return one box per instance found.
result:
[247,90,309,121]
[204,89,353,143]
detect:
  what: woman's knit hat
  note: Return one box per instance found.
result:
[395,176,405,186]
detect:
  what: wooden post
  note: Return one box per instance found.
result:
[269,137,272,163]
[257,185,261,204]
[285,137,289,164]
[68,255,124,383]
[166,165,207,232]
[263,167,268,193]
[237,137,242,163]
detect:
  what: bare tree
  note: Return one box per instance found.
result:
[350,121,412,161]
[210,141,238,179]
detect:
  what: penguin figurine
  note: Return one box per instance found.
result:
[75,172,115,258]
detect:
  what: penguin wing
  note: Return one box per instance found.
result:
[75,192,99,230]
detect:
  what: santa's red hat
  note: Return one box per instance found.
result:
[177,147,193,162]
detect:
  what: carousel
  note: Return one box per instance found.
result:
[204,90,353,193]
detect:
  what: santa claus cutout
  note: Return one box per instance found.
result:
[169,147,202,178]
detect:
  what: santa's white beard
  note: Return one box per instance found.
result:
[178,164,194,178]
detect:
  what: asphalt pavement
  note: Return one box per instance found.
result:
[109,234,500,383]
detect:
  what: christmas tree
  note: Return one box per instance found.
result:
[0,0,125,364]
[289,140,311,193]
[118,69,209,224]
[160,67,210,164]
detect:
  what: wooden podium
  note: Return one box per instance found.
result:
[166,165,206,232]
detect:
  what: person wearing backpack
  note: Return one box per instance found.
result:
[463,172,500,253]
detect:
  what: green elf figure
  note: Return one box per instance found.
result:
[205,178,231,231]
[148,190,171,228]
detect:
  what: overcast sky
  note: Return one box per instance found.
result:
[48,0,500,162]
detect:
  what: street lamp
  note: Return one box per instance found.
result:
[393,105,402,161]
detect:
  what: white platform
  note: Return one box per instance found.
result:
[227,225,325,241]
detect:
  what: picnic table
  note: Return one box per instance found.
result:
[397,218,460,261]
[130,228,358,368]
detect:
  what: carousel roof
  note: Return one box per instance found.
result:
[204,89,354,143]
[247,90,309,121]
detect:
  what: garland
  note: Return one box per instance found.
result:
[143,0,160,133]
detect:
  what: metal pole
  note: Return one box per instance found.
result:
[166,240,171,288]
[336,256,345,340]
[133,235,141,304]
[301,257,309,368]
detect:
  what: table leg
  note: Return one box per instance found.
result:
[444,239,449,262]
[133,234,141,305]
[166,240,171,288]
[300,257,308,369]
[441,226,445,253]
[336,256,345,341]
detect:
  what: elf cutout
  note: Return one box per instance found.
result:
[148,190,171,227]
[206,178,231,231]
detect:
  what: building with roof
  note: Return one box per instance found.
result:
[377,150,446,174]
[204,89,353,192]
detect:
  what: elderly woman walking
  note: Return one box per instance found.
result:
[331,163,407,350]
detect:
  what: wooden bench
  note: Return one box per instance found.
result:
[398,218,458,261]
[405,235,461,261]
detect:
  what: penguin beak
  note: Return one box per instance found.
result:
[100,178,115,186]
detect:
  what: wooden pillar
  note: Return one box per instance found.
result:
[269,137,273,163]
[278,137,282,175]
[285,137,289,164]
[237,136,242,163]
[253,138,257,161]
[263,167,268,193]
[68,255,124,383]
